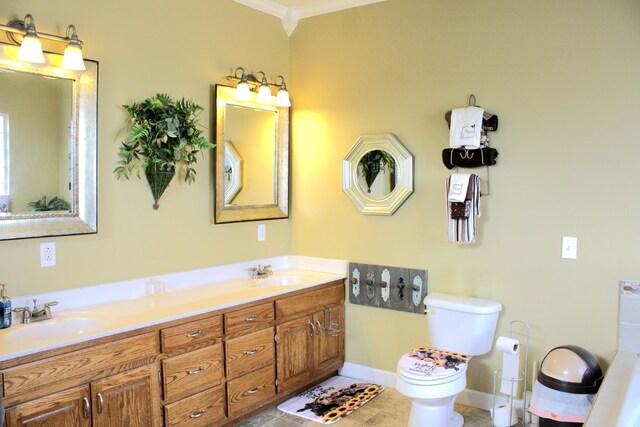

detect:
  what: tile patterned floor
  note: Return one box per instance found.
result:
[235,387,493,426]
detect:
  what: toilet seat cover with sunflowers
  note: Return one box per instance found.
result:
[399,347,471,377]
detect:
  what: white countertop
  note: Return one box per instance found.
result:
[0,256,347,362]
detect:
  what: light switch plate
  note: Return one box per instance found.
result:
[562,236,577,259]
[257,224,266,242]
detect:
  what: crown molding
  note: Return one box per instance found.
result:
[296,0,387,19]
[233,0,288,18]
[233,0,388,36]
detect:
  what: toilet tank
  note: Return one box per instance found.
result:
[425,293,502,356]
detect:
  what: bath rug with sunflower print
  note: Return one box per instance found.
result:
[277,375,384,424]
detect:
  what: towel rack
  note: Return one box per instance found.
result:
[443,94,500,195]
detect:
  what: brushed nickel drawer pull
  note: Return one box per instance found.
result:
[246,387,260,395]
[82,396,90,419]
[308,319,316,337]
[186,330,203,338]
[244,349,259,356]
[96,392,104,414]
[315,320,322,336]
[187,367,204,375]
[190,411,205,419]
[245,315,258,322]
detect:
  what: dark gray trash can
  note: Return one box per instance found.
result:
[530,345,603,426]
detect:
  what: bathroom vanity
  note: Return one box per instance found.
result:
[0,263,346,426]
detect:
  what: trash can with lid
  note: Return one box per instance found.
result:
[529,345,603,426]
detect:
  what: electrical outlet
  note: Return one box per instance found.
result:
[257,224,266,242]
[40,242,56,267]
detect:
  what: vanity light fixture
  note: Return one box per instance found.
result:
[226,67,291,107]
[0,14,86,71]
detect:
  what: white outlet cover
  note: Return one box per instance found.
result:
[40,242,56,267]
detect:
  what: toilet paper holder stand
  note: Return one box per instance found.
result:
[491,320,530,427]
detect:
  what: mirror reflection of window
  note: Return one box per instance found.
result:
[0,70,73,213]
[0,113,9,212]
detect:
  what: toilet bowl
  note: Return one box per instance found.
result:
[396,293,502,427]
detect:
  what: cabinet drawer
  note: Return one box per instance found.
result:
[226,365,276,418]
[164,385,225,427]
[161,315,222,353]
[162,344,224,400]
[2,332,158,401]
[225,328,275,380]
[224,302,274,335]
[275,282,344,320]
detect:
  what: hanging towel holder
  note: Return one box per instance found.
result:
[443,94,500,195]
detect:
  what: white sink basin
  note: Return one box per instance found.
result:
[5,314,105,342]
[256,274,306,287]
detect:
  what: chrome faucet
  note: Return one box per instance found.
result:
[249,264,273,279]
[13,299,59,324]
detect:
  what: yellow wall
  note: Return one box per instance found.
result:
[1,0,639,396]
[289,0,640,392]
[0,0,291,293]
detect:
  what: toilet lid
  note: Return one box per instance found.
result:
[398,347,471,379]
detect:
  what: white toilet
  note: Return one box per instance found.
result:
[396,293,502,427]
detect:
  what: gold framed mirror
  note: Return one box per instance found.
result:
[214,85,289,223]
[0,43,98,240]
[342,134,414,215]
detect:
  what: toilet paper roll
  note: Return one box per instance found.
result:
[491,403,518,427]
[496,336,520,395]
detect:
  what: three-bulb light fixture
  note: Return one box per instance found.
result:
[0,14,85,71]
[226,67,291,107]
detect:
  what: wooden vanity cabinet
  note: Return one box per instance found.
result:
[1,280,345,427]
[275,284,345,395]
[3,333,163,427]
[159,314,226,426]
[5,385,91,427]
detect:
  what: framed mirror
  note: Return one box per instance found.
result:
[342,133,414,215]
[0,43,98,240]
[214,85,289,223]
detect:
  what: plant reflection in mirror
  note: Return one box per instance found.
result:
[28,196,71,211]
[359,150,396,193]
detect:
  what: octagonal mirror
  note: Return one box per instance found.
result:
[342,133,413,215]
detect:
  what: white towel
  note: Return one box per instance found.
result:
[449,106,484,148]
[448,173,471,202]
[446,174,481,244]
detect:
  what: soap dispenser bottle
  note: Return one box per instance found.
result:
[0,284,12,329]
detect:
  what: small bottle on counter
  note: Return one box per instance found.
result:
[0,283,12,329]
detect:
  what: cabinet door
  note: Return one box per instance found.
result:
[313,305,345,374]
[275,315,313,394]
[91,364,162,427]
[5,385,91,427]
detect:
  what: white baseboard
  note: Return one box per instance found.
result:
[339,362,525,416]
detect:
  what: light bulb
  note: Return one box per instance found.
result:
[256,85,273,104]
[62,43,85,71]
[234,82,252,101]
[18,35,45,63]
[274,88,291,107]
